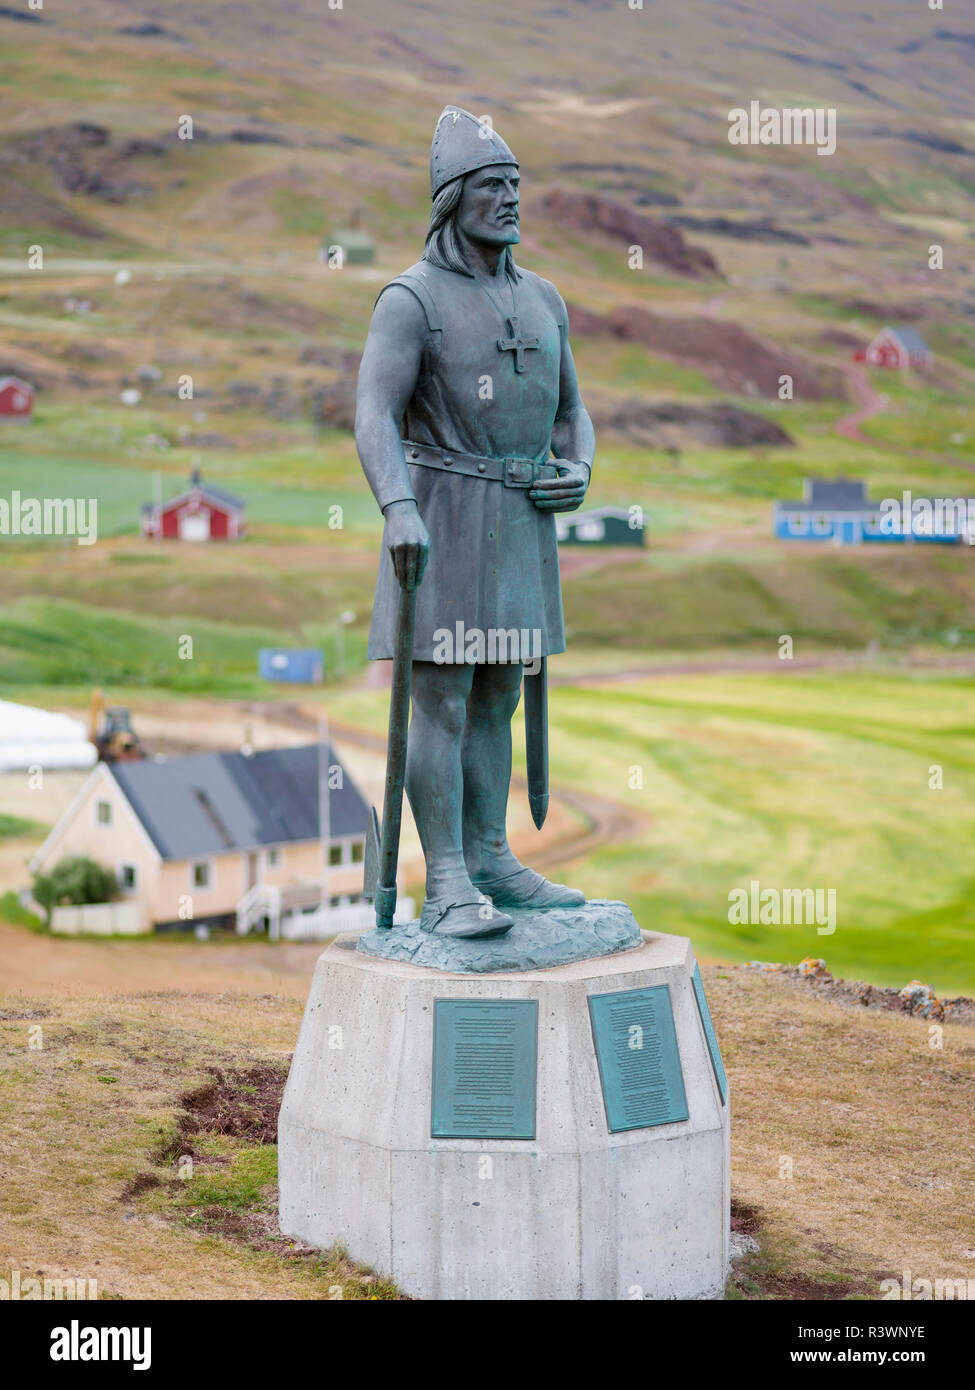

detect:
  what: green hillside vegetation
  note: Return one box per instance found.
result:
[0,0,973,997]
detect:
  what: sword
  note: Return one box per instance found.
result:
[363,579,417,929]
[523,656,548,830]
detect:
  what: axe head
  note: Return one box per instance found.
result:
[363,804,381,899]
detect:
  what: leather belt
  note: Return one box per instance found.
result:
[402,440,558,488]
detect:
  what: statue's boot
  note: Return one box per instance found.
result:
[419,894,514,939]
[471,861,585,911]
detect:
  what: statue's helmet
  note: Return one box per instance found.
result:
[429,106,518,200]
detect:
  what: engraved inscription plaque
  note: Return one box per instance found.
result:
[692,962,728,1105]
[588,985,688,1133]
[431,999,538,1140]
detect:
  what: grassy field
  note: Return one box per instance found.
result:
[321,666,975,996]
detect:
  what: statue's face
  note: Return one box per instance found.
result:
[456,163,520,248]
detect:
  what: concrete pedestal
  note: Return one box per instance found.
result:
[278,930,730,1300]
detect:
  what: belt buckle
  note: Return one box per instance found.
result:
[504,458,534,488]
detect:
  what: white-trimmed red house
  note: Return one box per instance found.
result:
[864,327,932,370]
[141,467,246,541]
[0,375,34,422]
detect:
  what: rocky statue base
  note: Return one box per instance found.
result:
[278,925,730,1300]
[357,898,642,973]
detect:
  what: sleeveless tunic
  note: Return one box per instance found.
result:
[366,260,567,663]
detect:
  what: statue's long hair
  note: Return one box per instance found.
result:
[423,175,520,282]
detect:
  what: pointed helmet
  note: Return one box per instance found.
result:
[429,106,518,199]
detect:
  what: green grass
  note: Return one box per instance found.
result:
[0,597,298,692]
[556,671,975,995]
[171,1143,278,1213]
[563,548,975,651]
[0,891,43,931]
[0,815,46,841]
[858,374,975,460]
[0,434,377,539]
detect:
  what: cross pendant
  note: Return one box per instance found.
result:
[497,315,540,373]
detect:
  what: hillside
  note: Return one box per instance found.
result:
[0,1,973,1002]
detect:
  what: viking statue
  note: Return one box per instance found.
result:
[355,106,595,939]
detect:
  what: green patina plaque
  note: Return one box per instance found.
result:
[692,962,728,1105]
[431,999,538,1139]
[588,985,688,1133]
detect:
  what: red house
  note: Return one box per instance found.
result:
[0,376,34,422]
[141,468,246,541]
[864,327,931,370]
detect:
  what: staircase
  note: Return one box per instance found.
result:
[235,882,282,939]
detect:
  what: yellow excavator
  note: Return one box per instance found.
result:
[89,690,147,762]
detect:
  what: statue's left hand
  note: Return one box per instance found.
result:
[529,460,590,513]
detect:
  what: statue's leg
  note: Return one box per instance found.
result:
[406,660,514,938]
[462,663,585,910]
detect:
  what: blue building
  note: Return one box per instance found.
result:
[774,478,973,546]
[258,649,325,684]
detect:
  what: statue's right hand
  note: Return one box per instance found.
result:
[383,500,430,590]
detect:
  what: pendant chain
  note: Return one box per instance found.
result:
[476,272,516,326]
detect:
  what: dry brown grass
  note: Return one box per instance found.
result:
[715,967,975,1298]
[0,986,350,1298]
[1,927,972,1300]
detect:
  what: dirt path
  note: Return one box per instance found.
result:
[835,361,889,444]
[551,651,975,686]
[0,919,321,1001]
[834,362,975,475]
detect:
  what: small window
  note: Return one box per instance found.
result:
[787,514,807,536]
[119,864,137,891]
[192,861,211,889]
[351,840,364,864]
[96,800,112,825]
[329,845,342,866]
[812,513,831,535]
[267,848,280,868]
[329,895,342,908]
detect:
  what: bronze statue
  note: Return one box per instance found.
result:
[356,106,595,940]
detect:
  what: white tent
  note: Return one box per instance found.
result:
[0,699,98,772]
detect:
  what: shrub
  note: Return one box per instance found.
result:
[32,856,120,923]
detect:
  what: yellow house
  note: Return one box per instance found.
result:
[29,744,369,935]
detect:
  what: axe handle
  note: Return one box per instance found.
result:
[376,580,417,928]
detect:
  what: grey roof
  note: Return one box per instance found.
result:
[790,478,867,511]
[110,744,368,860]
[886,326,930,356]
[143,473,246,514]
[189,479,246,510]
[158,480,246,512]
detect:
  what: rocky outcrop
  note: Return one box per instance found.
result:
[568,302,846,401]
[542,189,721,279]
[587,396,794,448]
